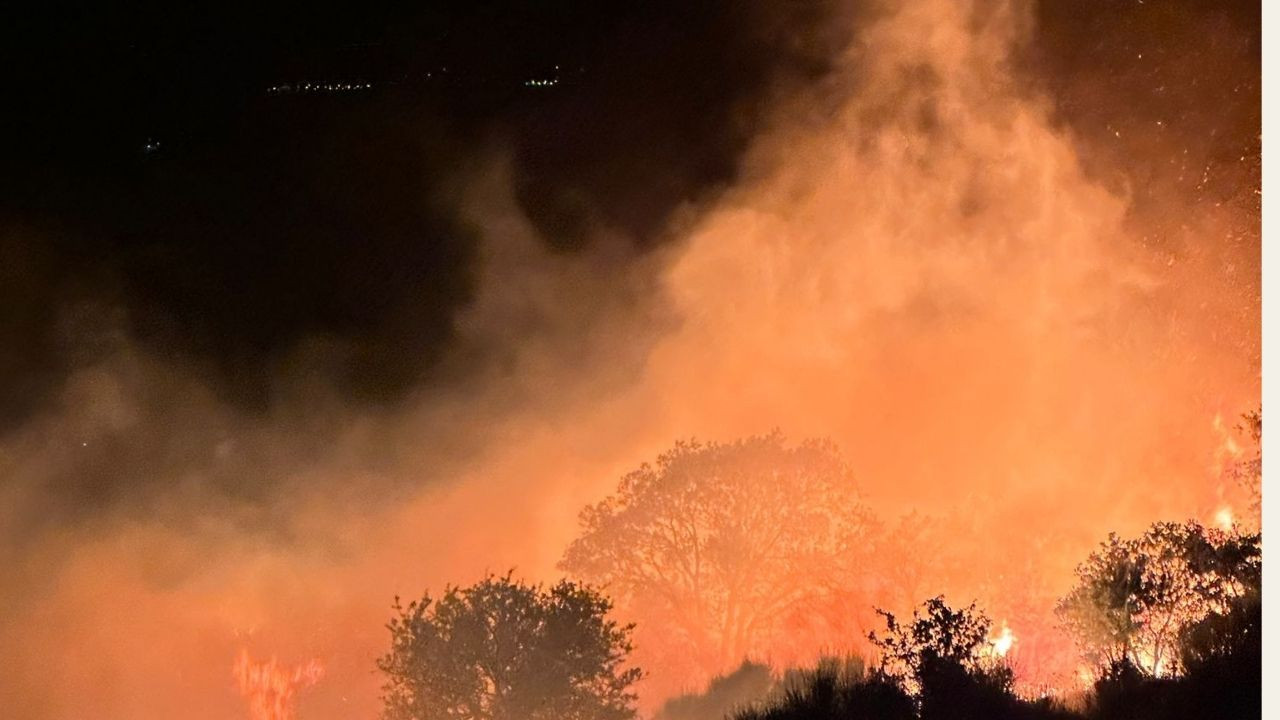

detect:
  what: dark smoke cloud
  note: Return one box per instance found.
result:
[0,1,850,416]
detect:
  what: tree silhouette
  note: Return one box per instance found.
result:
[1055,521,1260,677]
[378,572,641,720]
[868,596,1012,695]
[560,432,873,678]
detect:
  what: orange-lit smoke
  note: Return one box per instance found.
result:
[0,0,1258,717]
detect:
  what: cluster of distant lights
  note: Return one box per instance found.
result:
[265,66,570,95]
[524,64,562,88]
[267,82,373,95]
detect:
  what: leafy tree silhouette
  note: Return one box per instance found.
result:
[868,597,1001,688]
[1055,521,1260,676]
[378,572,641,720]
[868,596,1030,720]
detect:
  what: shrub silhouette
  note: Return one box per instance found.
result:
[657,660,775,720]
[868,597,1009,693]
[732,658,914,720]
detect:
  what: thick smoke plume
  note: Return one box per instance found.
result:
[0,1,1258,717]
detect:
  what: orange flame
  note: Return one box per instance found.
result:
[232,648,324,720]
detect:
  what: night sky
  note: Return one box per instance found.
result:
[2,1,1255,416]
[2,2,826,413]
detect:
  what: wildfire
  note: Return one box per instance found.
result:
[232,648,325,720]
[1135,648,1168,678]
[990,623,1016,658]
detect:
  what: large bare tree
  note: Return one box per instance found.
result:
[560,432,873,678]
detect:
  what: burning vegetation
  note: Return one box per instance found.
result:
[232,649,324,720]
[368,428,1260,720]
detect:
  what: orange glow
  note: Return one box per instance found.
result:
[1134,648,1168,679]
[232,649,324,720]
[1214,506,1235,531]
[991,624,1016,658]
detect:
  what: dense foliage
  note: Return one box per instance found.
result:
[1055,521,1260,676]
[378,573,641,720]
[869,597,1006,691]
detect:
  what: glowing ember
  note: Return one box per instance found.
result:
[232,648,324,720]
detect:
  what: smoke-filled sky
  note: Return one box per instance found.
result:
[0,1,1260,718]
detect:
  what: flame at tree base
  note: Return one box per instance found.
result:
[232,648,325,720]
